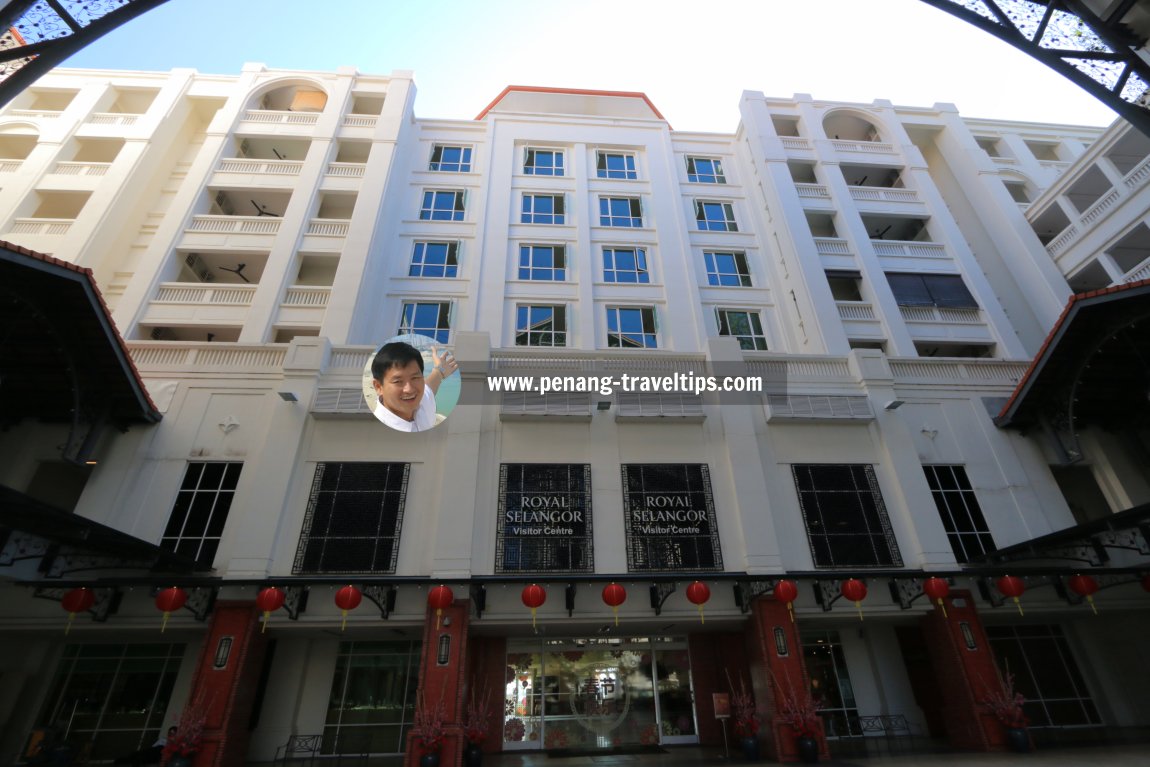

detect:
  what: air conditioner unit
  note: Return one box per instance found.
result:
[212,191,234,216]
[238,139,251,158]
[183,253,215,283]
[149,327,175,341]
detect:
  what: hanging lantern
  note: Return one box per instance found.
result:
[996,575,1026,616]
[521,584,547,628]
[922,577,950,618]
[61,587,95,635]
[774,579,799,623]
[602,583,627,626]
[1066,574,1100,615]
[256,586,286,632]
[685,581,711,624]
[428,585,454,629]
[840,579,867,621]
[154,587,188,633]
[334,585,363,632]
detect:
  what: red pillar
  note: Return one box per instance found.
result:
[920,588,1008,750]
[182,601,268,767]
[746,596,829,763]
[687,632,749,746]
[404,597,470,767]
[466,636,507,754]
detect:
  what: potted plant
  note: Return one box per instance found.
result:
[980,671,1030,753]
[463,686,493,767]
[773,671,824,764]
[728,678,760,762]
[412,687,447,767]
[161,694,210,767]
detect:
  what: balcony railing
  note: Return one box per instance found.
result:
[52,161,111,176]
[1045,225,1080,258]
[831,139,895,154]
[282,286,331,307]
[0,160,22,173]
[8,109,62,119]
[848,186,919,203]
[837,301,876,320]
[326,162,366,178]
[899,306,982,323]
[1123,156,1150,190]
[343,114,378,128]
[871,240,948,259]
[990,156,1018,165]
[241,110,319,125]
[153,283,257,305]
[186,215,282,234]
[795,183,830,199]
[217,158,303,175]
[779,136,811,151]
[814,237,851,255]
[86,113,139,126]
[9,218,73,235]
[1080,188,1120,227]
[306,218,350,236]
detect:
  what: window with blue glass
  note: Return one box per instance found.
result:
[399,301,451,343]
[602,247,650,283]
[687,156,726,184]
[704,251,752,287]
[597,151,637,179]
[516,305,567,347]
[717,308,768,350]
[521,194,565,225]
[599,196,643,227]
[518,245,566,281]
[607,306,657,348]
[524,148,564,176]
[409,241,459,278]
[429,145,472,173]
[419,190,465,221]
[695,200,737,231]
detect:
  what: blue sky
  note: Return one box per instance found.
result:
[61,0,1118,132]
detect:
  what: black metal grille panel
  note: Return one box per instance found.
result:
[792,464,902,568]
[293,462,410,574]
[496,464,593,573]
[621,464,723,572]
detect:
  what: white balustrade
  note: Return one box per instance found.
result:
[831,139,895,154]
[836,301,876,320]
[283,286,331,307]
[186,215,282,234]
[814,237,851,255]
[87,113,139,126]
[1044,225,1079,257]
[0,160,22,173]
[1080,188,1120,227]
[899,306,981,323]
[326,162,366,178]
[343,114,378,128]
[1122,260,1150,284]
[1123,156,1150,190]
[8,109,61,119]
[241,110,320,125]
[9,218,73,235]
[795,183,830,199]
[306,218,350,236]
[848,186,919,203]
[991,156,1018,165]
[871,240,948,259]
[153,283,257,305]
[52,161,111,176]
[779,137,811,150]
[217,158,303,175]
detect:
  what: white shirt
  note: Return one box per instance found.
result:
[373,386,438,432]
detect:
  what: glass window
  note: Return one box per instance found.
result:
[419,190,465,221]
[522,194,565,225]
[524,148,564,176]
[399,301,451,343]
[602,247,650,284]
[518,245,566,281]
[987,625,1102,729]
[322,640,421,755]
[791,464,902,568]
[621,463,723,571]
[687,156,726,184]
[704,251,752,286]
[516,305,567,347]
[428,145,471,173]
[161,462,242,566]
[599,197,643,227]
[409,241,459,278]
[596,151,637,179]
[886,273,978,309]
[497,465,593,572]
[695,200,737,231]
[924,465,995,563]
[803,631,862,738]
[293,463,410,574]
[717,309,768,350]
[607,306,657,348]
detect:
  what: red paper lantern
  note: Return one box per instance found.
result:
[922,577,950,618]
[521,584,546,628]
[996,575,1026,616]
[774,579,799,623]
[841,579,867,621]
[428,584,454,628]
[1066,574,1100,615]
[602,583,627,626]
[256,586,286,632]
[61,587,95,634]
[155,587,188,632]
[334,585,362,631]
[685,581,711,624]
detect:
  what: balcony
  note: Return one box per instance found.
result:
[0,160,23,173]
[238,110,320,136]
[795,182,833,210]
[51,161,110,177]
[39,161,112,190]
[831,138,896,156]
[900,305,993,344]
[837,300,884,340]
[814,237,856,270]
[182,215,281,250]
[213,157,304,187]
[8,217,73,236]
[342,114,378,129]
[871,239,950,270]
[779,136,812,152]
[277,285,331,326]
[301,218,350,252]
[140,282,256,326]
[7,109,62,120]
[322,161,367,191]
[848,186,922,209]
[86,113,138,126]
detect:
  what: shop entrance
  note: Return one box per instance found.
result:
[502,637,697,751]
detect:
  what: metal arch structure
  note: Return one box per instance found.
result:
[0,0,170,107]
[920,0,1150,135]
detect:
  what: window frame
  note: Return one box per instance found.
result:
[515,303,568,347]
[518,244,567,281]
[408,240,460,278]
[695,200,738,232]
[704,250,752,287]
[428,144,472,173]
[924,464,996,564]
[523,147,565,176]
[886,272,979,309]
[419,189,466,221]
[686,156,726,184]
[716,308,768,350]
[160,461,242,566]
[398,300,452,343]
[606,305,658,349]
[596,150,638,180]
[791,464,903,569]
[599,196,644,228]
[521,193,566,225]
[602,246,651,284]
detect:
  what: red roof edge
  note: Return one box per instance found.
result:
[474,85,669,125]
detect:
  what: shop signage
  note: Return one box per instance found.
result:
[621,464,723,571]
[497,464,594,573]
[713,692,731,719]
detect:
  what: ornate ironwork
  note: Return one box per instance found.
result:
[1094,524,1150,556]
[34,584,119,621]
[920,0,1150,136]
[361,585,396,619]
[148,585,215,621]
[648,582,676,616]
[470,583,486,618]
[813,579,843,612]
[732,579,777,613]
[0,0,172,107]
[43,545,155,577]
[282,585,307,620]
[0,529,50,566]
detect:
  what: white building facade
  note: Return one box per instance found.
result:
[1,64,1148,764]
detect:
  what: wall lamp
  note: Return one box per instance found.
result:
[277,392,299,402]
[884,400,905,411]
[596,401,612,411]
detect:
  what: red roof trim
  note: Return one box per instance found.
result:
[474,85,668,124]
[997,278,1150,423]
[0,239,161,418]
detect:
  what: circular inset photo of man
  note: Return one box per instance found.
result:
[362,333,460,432]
